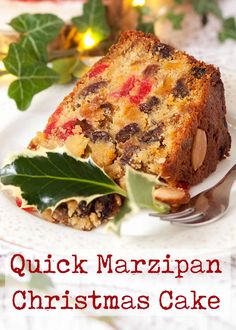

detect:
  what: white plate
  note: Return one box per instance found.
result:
[0,68,236,256]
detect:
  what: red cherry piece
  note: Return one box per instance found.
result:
[16,197,36,213]
[112,76,136,98]
[16,197,22,208]
[58,119,79,140]
[130,79,152,105]
[89,63,109,78]
[44,106,63,137]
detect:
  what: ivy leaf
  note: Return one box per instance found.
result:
[72,0,111,42]
[0,152,127,212]
[191,0,222,19]
[20,36,48,63]
[126,167,170,213]
[166,10,185,30]
[137,22,155,34]
[174,0,184,4]
[9,13,64,61]
[52,57,89,84]
[219,17,236,42]
[3,43,58,110]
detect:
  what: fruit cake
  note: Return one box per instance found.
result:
[29,30,231,230]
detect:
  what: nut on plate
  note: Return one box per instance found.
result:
[153,186,190,207]
[191,128,207,171]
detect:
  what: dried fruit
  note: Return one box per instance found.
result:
[140,124,164,143]
[152,43,174,58]
[81,81,107,97]
[112,76,136,97]
[143,64,159,77]
[191,66,206,79]
[130,79,152,104]
[173,79,189,98]
[89,63,109,78]
[91,131,111,143]
[120,145,139,165]
[191,128,207,171]
[139,96,160,114]
[58,119,79,140]
[116,123,140,143]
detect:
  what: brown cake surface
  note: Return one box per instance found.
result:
[29,30,231,230]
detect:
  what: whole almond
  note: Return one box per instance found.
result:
[153,186,190,206]
[191,128,207,171]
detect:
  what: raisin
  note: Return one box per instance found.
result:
[53,203,69,222]
[191,66,206,79]
[143,64,159,77]
[152,43,174,58]
[91,131,111,143]
[79,119,93,137]
[78,201,92,216]
[139,96,160,114]
[140,124,164,143]
[100,102,114,116]
[116,123,140,143]
[120,146,139,165]
[81,81,107,97]
[173,79,189,98]
[94,195,120,220]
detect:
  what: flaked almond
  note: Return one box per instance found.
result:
[153,186,190,206]
[191,128,207,171]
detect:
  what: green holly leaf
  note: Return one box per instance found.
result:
[126,167,170,213]
[219,17,236,42]
[9,13,64,62]
[166,10,185,30]
[137,22,155,34]
[52,57,89,84]
[72,0,111,43]
[191,0,222,19]
[3,43,58,110]
[0,152,127,212]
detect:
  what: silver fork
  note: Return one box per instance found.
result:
[150,163,236,226]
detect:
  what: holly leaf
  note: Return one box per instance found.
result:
[72,0,111,42]
[52,57,89,84]
[9,13,64,62]
[3,43,59,110]
[137,22,155,34]
[0,152,127,212]
[219,17,236,42]
[126,167,170,213]
[166,10,185,30]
